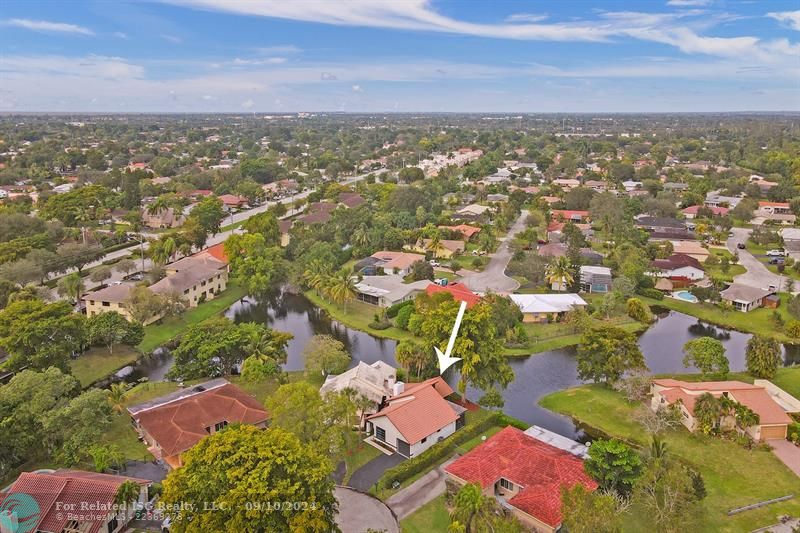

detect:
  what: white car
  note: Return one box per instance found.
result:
[429,260,441,267]
[766,249,785,257]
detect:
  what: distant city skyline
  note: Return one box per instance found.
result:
[1,0,799,112]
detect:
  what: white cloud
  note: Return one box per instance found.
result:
[113,31,129,39]
[161,34,183,43]
[351,84,362,92]
[241,98,255,108]
[0,54,145,79]
[767,10,800,31]
[666,0,712,6]
[3,18,94,35]
[232,57,287,65]
[505,13,548,23]
[254,44,301,54]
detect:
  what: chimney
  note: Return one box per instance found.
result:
[392,381,405,396]
[386,375,396,389]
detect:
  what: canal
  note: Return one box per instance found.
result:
[127,289,799,440]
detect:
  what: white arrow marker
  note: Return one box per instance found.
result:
[435,300,467,374]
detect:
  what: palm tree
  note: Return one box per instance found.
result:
[352,225,370,248]
[395,341,427,379]
[693,392,722,435]
[107,382,129,413]
[450,483,493,533]
[734,404,760,430]
[303,260,331,296]
[545,256,574,291]
[326,269,356,312]
[426,233,443,258]
[114,480,141,507]
[57,272,84,304]
[162,237,177,263]
[146,196,170,216]
[649,436,668,461]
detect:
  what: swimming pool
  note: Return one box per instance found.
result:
[674,290,699,303]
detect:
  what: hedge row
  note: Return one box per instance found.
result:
[377,411,502,490]
[386,299,414,318]
[637,288,664,300]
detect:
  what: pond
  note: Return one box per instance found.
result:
[126,290,799,441]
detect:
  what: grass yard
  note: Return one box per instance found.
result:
[138,281,247,353]
[342,440,383,485]
[657,367,800,399]
[400,495,450,533]
[640,293,797,343]
[540,384,800,532]
[747,241,800,282]
[705,248,747,282]
[70,345,141,388]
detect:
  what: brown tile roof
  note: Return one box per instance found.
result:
[439,224,481,238]
[445,426,597,528]
[128,381,268,458]
[0,470,148,533]
[82,282,134,304]
[150,263,222,295]
[338,192,365,208]
[651,253,704,271]
[366,377,458,444]
[370,250,426,271]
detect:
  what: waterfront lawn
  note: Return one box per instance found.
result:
[505,315,647,356]
[540,385,800,532]
[654,367,800,399]
[641,293,795,343]
[400,495,450,533]
[70,344,141,388]
[138,281,247,353]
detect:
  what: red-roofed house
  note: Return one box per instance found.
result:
[438,224,482,240]
[445,426,597,532]
[682,205,729,219]
[551,210,589,222]
[425,282,481,308]
[365,377,466,457]
[218,194,247,209]
[0,470,150,533]
[127,379,269,468]
[651,379,799,441]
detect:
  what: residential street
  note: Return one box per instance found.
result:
[726,227,795,293]
[461,210,527,293]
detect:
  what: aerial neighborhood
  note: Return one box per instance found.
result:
[0,111,798,532]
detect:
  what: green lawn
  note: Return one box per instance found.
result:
[505,315,648,356]
[342,441,383,485]
[747,241,800,282]
[400,495,450,533]
[640,293,797,343]
[705,248,747,282]
[138,281,248,353]
[70,345,141,388]
[540,384,800,532]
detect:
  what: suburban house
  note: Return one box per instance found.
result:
[649,253,705,281]
[781,227,800,260]
[551,209,589,222]
[635,216,686,233]
[439,224,481,240]
[364,251,426,277]
[338,191,365,208]
[552,178,580,190]
[720,284,774,312]
[650,379,799,441]
[141,207,184,229]
[704,191,742,209]
[83,245,229,323]
[0,470,150,533]
[487,193,509,203]
[365,377,466,458]
[579,265,612,293]
[425,281,481,308]
[298,201,337,225]
[682,205,729,219]
[509,294,588,323]
[127,379,269,469]
[320,361,397,406]
[457,204,491,218]
[409,238,465,259]
[218,194,248,210]
[278,219,292,247]
[354,276,430,307]
[755,201,796,225]
[670,241,710,262]
[444,426,598,533]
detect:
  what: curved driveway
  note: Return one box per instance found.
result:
[461,210,527,294]
[726,227,795,293]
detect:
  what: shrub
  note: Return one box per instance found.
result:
[787,320,800,338]
[637,288,664,301]
[788,422,800,445]
[386,300,413,319]
[395,305,414,330]
[626,297,653,323]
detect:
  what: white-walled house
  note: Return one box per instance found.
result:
[365,377,466,458]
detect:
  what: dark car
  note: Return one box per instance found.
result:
[736,243,746,249]
[768,258,785,265]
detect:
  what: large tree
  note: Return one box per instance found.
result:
[161,425,338,533]
[408,294,513,404]
[242,211,281,246]
[189,195,225,236]
[745,335,782,379]
[585,439,643,496]
[682,337,729,379]
[576,325,648,384]
[560,484,622,533]
[224,233,287,295]
[86,311,144,353]
[303,334,351,376]
[633,459,703,533]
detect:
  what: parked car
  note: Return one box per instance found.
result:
[766,249,785,257]
[768,258,785,265]
[737,243,746,249]
[429,260,441,267]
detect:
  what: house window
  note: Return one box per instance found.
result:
[214,421,228,432]
[184,289,190,294]
[421,437,427,444]
[499,478,514,491]
[107,516,119,533]
[375,426,386,442]
[102,301,110,307]
[201,280,206,286]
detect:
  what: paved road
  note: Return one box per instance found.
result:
[461,210,528,294]
[767,439,800,477]
[726,227,794,293]
[385,457,457,520]
[335,486,399,533]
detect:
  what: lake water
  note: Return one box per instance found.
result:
[127,289,799,439]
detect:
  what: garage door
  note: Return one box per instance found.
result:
[761,425,787,441]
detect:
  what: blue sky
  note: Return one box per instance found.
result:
[1,0,798,112]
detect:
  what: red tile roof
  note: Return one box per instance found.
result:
[758,201,790,208]
[445,426,597,528]
[439,224,482,238]
[129,382,268,458]
[651,253,704,271]
[425,282,481,308]
[366,377,458,444]
[0,471,148,533]
[682,205,729,216]
[218,194,247,206]
[202,242,228,264]
[551,210,589,221]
